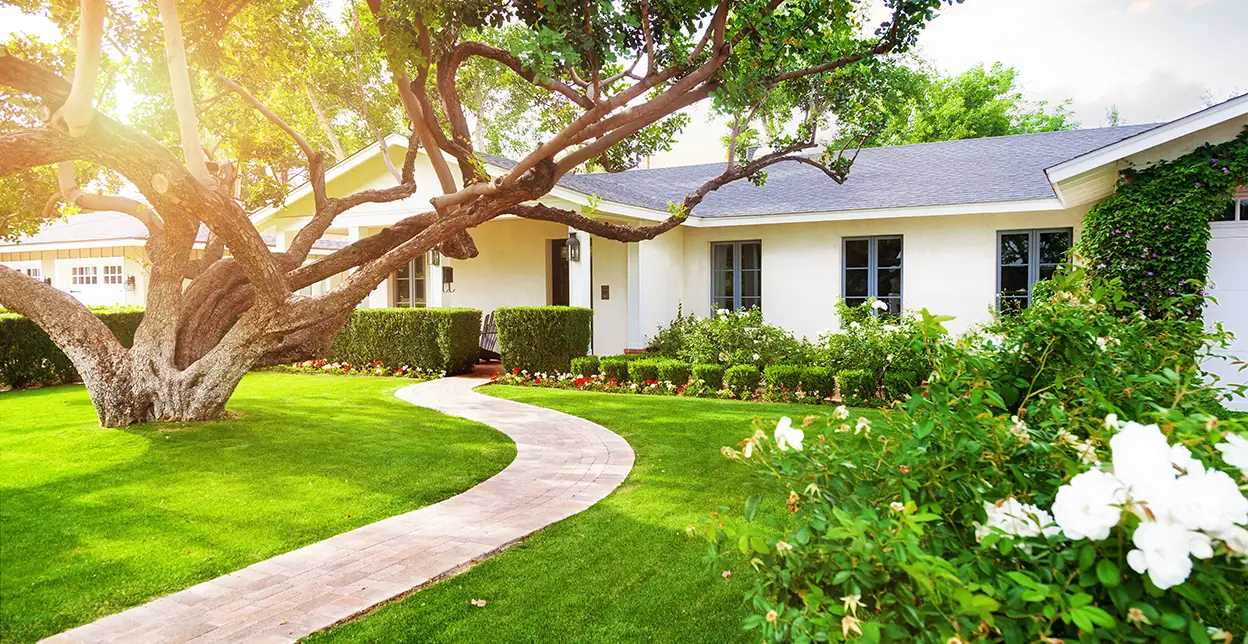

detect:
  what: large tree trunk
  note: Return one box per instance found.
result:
[84,354,250,426]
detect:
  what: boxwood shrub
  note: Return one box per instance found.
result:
[495,306,593,374]
[600,357,629,383]
[801,366,836,397]
[882,369,919,402]
[724,364,761,395]
[627,359,660,383]
[763,364,803,392]
[692,363,725,390]
[570,356,600,378]
[329,308,482,375]
[656,359,691,385]
[0,306,145,388]
[837,368,876,405]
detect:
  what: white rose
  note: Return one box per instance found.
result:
[977,498,1060,541]
[1104,413,1119,430]
[832,405,850,421]
[882,325,899,333]
[855,416,871,435]
[1216,434,1248,471]
[1052,470,1127,541]
[1169,444,1205,476]
[774,417,804,452]
[1213,525,1248,554]
[1111,421,1178,517]
[1171,468,1248,533]
[1126,521,1197,590]
[870,300,888,311]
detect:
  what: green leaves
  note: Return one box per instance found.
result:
[1095,559,1121,588]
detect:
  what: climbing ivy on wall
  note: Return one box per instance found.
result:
[1079,126,1248,317]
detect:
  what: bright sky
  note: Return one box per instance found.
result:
[3,0,1245,169]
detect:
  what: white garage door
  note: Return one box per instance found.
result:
[1206,221,1248,411]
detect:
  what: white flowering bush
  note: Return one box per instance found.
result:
[699,271,1248,643]
[818,299,931,404]
[265,359,444,380]
[648,307,813,369]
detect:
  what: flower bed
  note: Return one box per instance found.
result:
[266,359,445,380]
[489,367,845,406]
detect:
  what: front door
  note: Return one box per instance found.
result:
[550,239,570,306]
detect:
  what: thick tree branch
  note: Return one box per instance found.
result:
[449,42,595,110]
[54,161,164,235]
[157,0,212,184]
[509,204,686,242]
[52,0,105,137]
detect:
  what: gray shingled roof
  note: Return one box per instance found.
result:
[0,211,348,250]
[496,124,1160,217]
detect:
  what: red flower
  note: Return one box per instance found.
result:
[534,378,542,384]
[513,367,521,374]
[574,377,587,387]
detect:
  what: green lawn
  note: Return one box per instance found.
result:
[0,373,515,643]
[309,388,892,643]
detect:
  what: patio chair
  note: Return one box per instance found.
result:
[479,310,500,362]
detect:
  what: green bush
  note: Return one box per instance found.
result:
[600,357,630,383]
[495,306,593,374]
[882,369,919,402]
[837,368,875,405]
[650,308,811,368]
[819,299,932,396]
[329,308,481,375]
[702,270,1248,643]
[800,366,836,397]
[627,359,660,383]
[0,307,144,388]
[723,364,761,395]
[656,359,691,385]
[570,356,600,378]
[692,363,725,390]
[763,364,803,392]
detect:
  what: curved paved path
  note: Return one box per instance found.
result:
[45,372,634,644]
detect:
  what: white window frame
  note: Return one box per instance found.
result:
[392,256,427,308]
[102,264,124,285]
[71,265,99,285]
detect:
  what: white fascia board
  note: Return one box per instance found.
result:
[679,198,1065,228]
[0,238,149,253]
[1046,93,1248,184]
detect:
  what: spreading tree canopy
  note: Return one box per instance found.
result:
[0,0,956,426]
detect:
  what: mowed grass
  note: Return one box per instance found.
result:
[0,372,515,643]
[309,388,893,644]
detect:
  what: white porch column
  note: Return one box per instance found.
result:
[273,228,296,252]
[427,250,444,308]
[349,226,389,308]
[626,242,642,350]
[568,228,593,308]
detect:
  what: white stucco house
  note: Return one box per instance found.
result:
[4,94,1246,402]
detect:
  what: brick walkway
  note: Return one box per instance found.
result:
[44,371,634,644]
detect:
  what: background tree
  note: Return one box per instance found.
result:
[0,0,956,426]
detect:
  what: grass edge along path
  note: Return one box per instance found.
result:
[308,386,892,644]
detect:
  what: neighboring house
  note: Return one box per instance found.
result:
[0,212,346,307]
[4,95,1246,404]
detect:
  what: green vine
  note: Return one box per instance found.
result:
[1079,125,1248,317]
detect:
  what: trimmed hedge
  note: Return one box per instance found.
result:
[600,357,630,383]
[627,359,660,383]
[571,356,600,378]
[692,363,725,390]
[329,308,482,375]
[724,364,762,394]
[801,366,836,397]
[838,369,876,405]
[495,306,593,374]
[763,364,804,392]
[0,307,145,388]
[882,370,919,402]
[656,359,691,386]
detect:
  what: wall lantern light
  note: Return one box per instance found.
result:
[430,247,441,266]
[442,266,455,293]
[567,231,581,262]
[125,275,137,291]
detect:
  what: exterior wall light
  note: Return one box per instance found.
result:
[567,231,581,262]
[430,247,441,266]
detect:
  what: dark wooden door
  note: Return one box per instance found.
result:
[551,239,570,306]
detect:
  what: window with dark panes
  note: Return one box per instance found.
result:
[998,228,1072,310]
[843,236,903,315]
[711,241,761,311]
[1216,196,1248,222]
